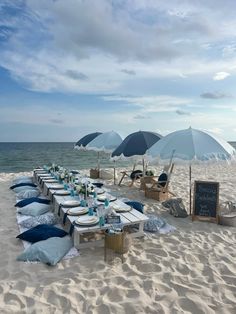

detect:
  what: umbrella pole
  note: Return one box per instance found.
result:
[189,165,192,215]
[113,161,116,185]
[97,152,100,171]
[142,158,145,176]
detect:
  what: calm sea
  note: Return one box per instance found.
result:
[0,142,235,173]
[0,142,133,173]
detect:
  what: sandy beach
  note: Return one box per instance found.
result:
[0,164,236,314]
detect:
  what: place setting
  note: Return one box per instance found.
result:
[97,194,117,203]
[66,207,88,216]
[73,215,99,227]
[48,184,65,190]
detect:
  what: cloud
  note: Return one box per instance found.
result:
[49,119,64,124]
[133,114,151,119]
[65,70,88,81]
[103,95,192,113]
[213,72,230,80]
[121,69,136,75]
[176,109,191,115]
[200,92,231,99]
[206,127,223,134]
[1,0,236,94]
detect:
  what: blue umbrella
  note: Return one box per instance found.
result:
[111,131,162,159]
[74,132,102,149]
[111,130,162,174]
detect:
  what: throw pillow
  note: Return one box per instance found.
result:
[10,182,37,190]
[124,201,144,213]
[16,224,68,243]
[16,236,73,265]
[19,213,58,229]
[15,197,50,208]
[13,176,33,185]
[158,173,168,187]
[16,189,40,200]
[17,203,50,216]
[144,215,166,232]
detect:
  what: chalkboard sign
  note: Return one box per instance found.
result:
[105,215,121,224]
[192,181,219,223]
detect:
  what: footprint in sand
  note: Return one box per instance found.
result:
[4,292,25,310]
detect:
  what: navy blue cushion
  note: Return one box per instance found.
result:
[16,224,68,243]
[125,201,144,213]
[158,173,168,187]
[92,183,104,188]
[130,170,143,180]
[15,197,51,208]
[10,182,37,190]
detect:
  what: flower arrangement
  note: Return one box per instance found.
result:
[75,182,94,197]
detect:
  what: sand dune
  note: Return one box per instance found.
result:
[0,164,236,313]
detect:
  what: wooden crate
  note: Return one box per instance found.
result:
[90,169,100,179]
[145,189,169,201]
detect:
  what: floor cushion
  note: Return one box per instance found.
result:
[16,189,40,200]
[144,215,166,232]
[10,182,37,190]
[16,224,68,243]
[16,236,73,265]
[19,213,58,229]
[15,197,50,208]
[125,201,144,213]
[17,202,50,216]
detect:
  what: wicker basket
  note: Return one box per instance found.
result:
[140,176,155,190]
[104,231,124,253]
[145,189,169,201]
[90,169,100,179]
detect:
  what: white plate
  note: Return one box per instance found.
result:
[54,190,70,196]
[96,188,105,195]
[97,195,117,202]
[61,200,81,207]
[43,179,58,182]
[39,173,51,177]
[48,184,64,189]
[75,216,99,225]
[67,207,88,215]
[97,195,106,201]
[111,204,132,212]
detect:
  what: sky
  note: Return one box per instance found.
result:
[0,0,236,142]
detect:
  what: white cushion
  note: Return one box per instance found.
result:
[17,189,40,200]
[17,202,50,216]
[13,176,33,184]
[16,236,73,265]
[19,213,58,229]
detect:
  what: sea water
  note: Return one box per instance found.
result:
[0,142,235,173]
[0,142,132,172]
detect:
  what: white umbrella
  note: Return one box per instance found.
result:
[147,127,236,213]
[86,131,123,182]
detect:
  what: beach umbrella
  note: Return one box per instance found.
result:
[74,132,102,149]
[111,130,162,173]
[147,127,236,214]
[86,131,123,182]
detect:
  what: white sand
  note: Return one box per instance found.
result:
[0,165,236,313]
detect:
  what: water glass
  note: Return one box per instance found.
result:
[70,189,74,197]
[64,183,68,190]
[88,207,94,216]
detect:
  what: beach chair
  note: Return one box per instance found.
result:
[118,164,143,187]
[143,164,175,201]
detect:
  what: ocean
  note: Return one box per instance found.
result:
[0,142,235,173]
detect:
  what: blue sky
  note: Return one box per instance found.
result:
[0,0,236,141]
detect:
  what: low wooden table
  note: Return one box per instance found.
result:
[38,174,149,250]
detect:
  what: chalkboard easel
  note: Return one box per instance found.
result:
[192,181,219,223]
